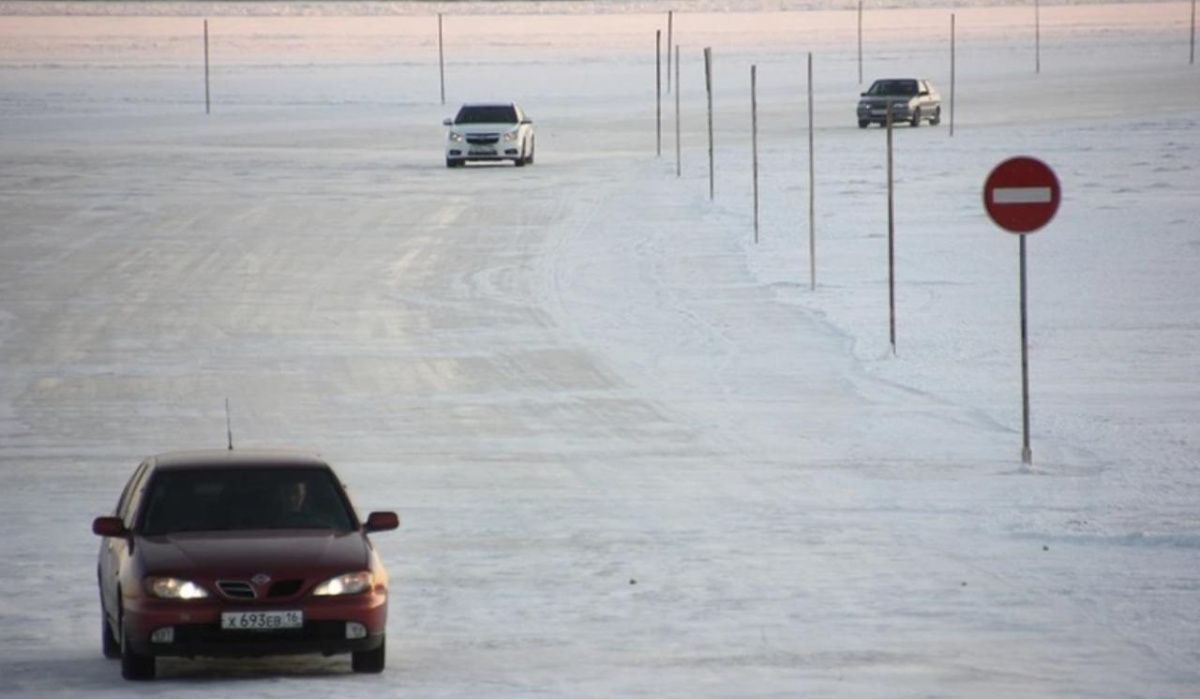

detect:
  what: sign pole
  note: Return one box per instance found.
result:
[983,156,1061,467]
[705,47,714,201]
[886,105,896,356]
[656,30,662,157]
[204,19,210,115]
[1019,235,1033,465]
[807,52,815,290]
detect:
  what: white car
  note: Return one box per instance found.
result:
[443,103,535,168]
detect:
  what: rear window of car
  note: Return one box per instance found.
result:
[138,467,356,535]
[455,105,518,124]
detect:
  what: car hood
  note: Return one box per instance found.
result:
[450,122,520,134]
[137,530,370,578]
[860,95,916,104]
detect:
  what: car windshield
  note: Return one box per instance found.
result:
[867,80,919,96]
[455,105,518,124]
[139,467,356,535]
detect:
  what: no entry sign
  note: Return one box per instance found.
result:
[983,157,1060,233]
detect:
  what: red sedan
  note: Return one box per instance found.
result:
[92,450,400,680]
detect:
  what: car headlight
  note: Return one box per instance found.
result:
[145,576,209,600]
[503,129,520,142]
[312,571,374,596]
[448,131,463,143]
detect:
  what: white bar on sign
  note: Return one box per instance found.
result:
[992,187,1052,204]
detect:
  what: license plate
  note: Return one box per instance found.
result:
[469,148,495,156]
[221,610,303,631]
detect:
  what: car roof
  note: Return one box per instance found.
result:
[459,102,517,108]
[148,449,332,471]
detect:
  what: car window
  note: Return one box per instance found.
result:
[119,460,152,526]
[868,80,918,96]
[138,467,356,535]
[454,105,518,124]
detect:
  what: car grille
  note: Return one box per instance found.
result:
[217,581,256,600]
[466,134,500,145]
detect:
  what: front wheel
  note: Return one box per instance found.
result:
[930,107,942,126]
[525,137,535,165]
[352,636,386,673]
[858,119,869,129]
[910,108,921,127]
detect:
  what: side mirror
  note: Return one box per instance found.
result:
[860,92,868,97]
[521,118,533,125]
[364,511,400,533]
[919,90,929,96]
[442,118,453,126]
[93,516,128,538]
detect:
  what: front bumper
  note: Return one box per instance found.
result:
[122,590,387,658]
[858,103,912,123]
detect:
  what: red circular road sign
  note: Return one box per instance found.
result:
[983,156,1061,234]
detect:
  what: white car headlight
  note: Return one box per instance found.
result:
[503,129,520,142]
[145,576,209,600]
[312,571,374,596]
[448,131,463,143]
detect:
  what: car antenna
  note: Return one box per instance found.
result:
[225,398,234,451]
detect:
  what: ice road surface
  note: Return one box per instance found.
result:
[0,2,1198,696]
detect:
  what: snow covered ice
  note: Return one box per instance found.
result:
[0,1,1198,696]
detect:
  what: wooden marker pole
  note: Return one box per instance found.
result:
[1035,0,1041,74]
[1191,0,1196,65]
[438,14,446,105]
[950,13,956,137]
[807,52,816,290]
[704,47,714,201]
[204,20,210,114]
[657,30,662,157]
[858,0,864,84]
[667,11,674,93]
[751,65,759,243]
[886,105,896,355]
[675,45,681,177]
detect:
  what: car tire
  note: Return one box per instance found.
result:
[910,108,921,127]
[858,119,869,129]
[446,158,461,168]
[102,610,120,659]
[120,617,156,680]
[352,636,386,673]
[525,137,535,165]
[930,107,941,126]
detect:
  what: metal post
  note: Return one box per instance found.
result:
[204,19,210,115]
[657,30,662,157]
[675,44,681,177]
[667,10,674,93]
[704,47,714,201]
[1191,0,1196,65]
[751,65,759,243]
[807,52,815,290]
[1019,235,1033,465]
[950,13,956,137]
[857,0,864,84]
[438,14,446,105]
[1035,0,1041,74]
[886,105,896,355]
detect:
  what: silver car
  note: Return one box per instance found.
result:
[857,79,941,128]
